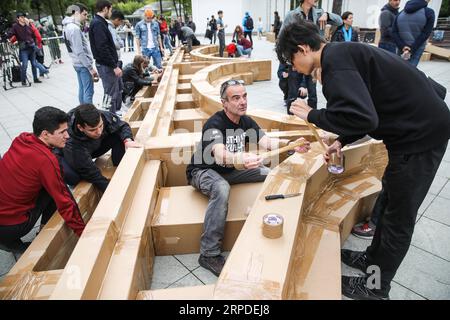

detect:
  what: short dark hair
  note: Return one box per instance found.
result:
[74,104,101,128]
[218,10,223,15]
[33,106,68,136]
[342,11,353,20]
[95,0,112,13]
[78,3,88,13]
[111,10,124,21]
[276,19,325,65]
[67,3,88,16]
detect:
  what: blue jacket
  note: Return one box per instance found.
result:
[135,19,161,50]
[242,13,253,32]
[392,0,435,53]
[89,14,118,68]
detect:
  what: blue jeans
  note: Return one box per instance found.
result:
[74,66,94,104]
[163,34,173,54]
[127,34,134,51]
[236,45,252,57]
[19,47,48,81]
[408,42,427,67]
[189,167,270,256]
[378,42,397,55]
[142,47,162,69]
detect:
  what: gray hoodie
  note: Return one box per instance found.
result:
[62,16,94,71]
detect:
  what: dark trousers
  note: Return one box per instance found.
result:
[279,78,288,101]
[0,189,56,244]
[218,32,225,57]
[304,75,317,109]
[244,31,253,45]
[366,141,448,294]
[97,64,123,114]
[62,133,125,186]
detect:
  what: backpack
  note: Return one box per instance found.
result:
[245,17,254,30]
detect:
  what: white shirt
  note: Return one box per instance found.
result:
[146,22,155,49]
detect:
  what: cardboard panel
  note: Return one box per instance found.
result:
[151,183,264,255]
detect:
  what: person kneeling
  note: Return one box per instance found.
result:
[122,55,161,105]
[0,107,85,254]
[61,104,142,193]
[186,80,310,277]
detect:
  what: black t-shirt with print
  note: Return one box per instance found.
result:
[186,110,265,181]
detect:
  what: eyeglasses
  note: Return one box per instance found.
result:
[220,79,245,98]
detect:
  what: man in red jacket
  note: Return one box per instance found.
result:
[0,107,86,254]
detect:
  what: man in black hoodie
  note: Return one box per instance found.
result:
[392,0,435,66]
[379,0,401,54]
[62,104,141,192]
[277,19,450,300]
[89,0,123,114]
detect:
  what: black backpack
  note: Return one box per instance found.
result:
[245,17,254,30]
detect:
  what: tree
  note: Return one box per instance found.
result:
[440,0,449,17]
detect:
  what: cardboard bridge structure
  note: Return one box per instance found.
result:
[0,45,387,300]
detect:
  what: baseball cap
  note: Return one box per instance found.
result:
[144,9,154,18]
[66,4,81,15]
[16,12,27,18]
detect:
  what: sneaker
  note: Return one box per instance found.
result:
[198,254,225,277]
[352,221,376,239]
[34,78,42,83]
[115,110,125,118]
[0,239,31,255]
[22,81,27,86]
[342,276,389,300]
[341,249,369,273]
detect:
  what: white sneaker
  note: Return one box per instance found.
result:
[115,110,125,118]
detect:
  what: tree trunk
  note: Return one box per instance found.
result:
[172,0,179,16]
[57,0,65,21]
[159,0,164,14]
[47,0,58,29]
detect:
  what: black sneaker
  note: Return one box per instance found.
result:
[34,78,42,83]
[198,254,225,277]
[342,276,389,300]
[0,239,31,255]
[341,249,369,273]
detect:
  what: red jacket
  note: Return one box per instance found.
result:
[30,23,43,49]
[238,37,252,50]
[0,133,85,236]
[226,43,237,55]
[159,20,168,34]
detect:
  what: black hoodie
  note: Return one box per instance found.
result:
[63,110,133,192]
[379,3,399,44]
[307,42,450,155]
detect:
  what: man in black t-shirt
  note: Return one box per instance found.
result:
[186,80,310,277]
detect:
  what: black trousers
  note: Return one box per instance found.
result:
[366,141,448,293]
[244,31,253,45]
[0,189,56,244]
[62,133,125,186]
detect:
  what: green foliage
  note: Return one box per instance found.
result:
[115,1,146,15]
[440,0,449,17]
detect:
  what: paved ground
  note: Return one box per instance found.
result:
[1,34,450,300]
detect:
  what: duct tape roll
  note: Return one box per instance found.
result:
[262,214,284,239]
